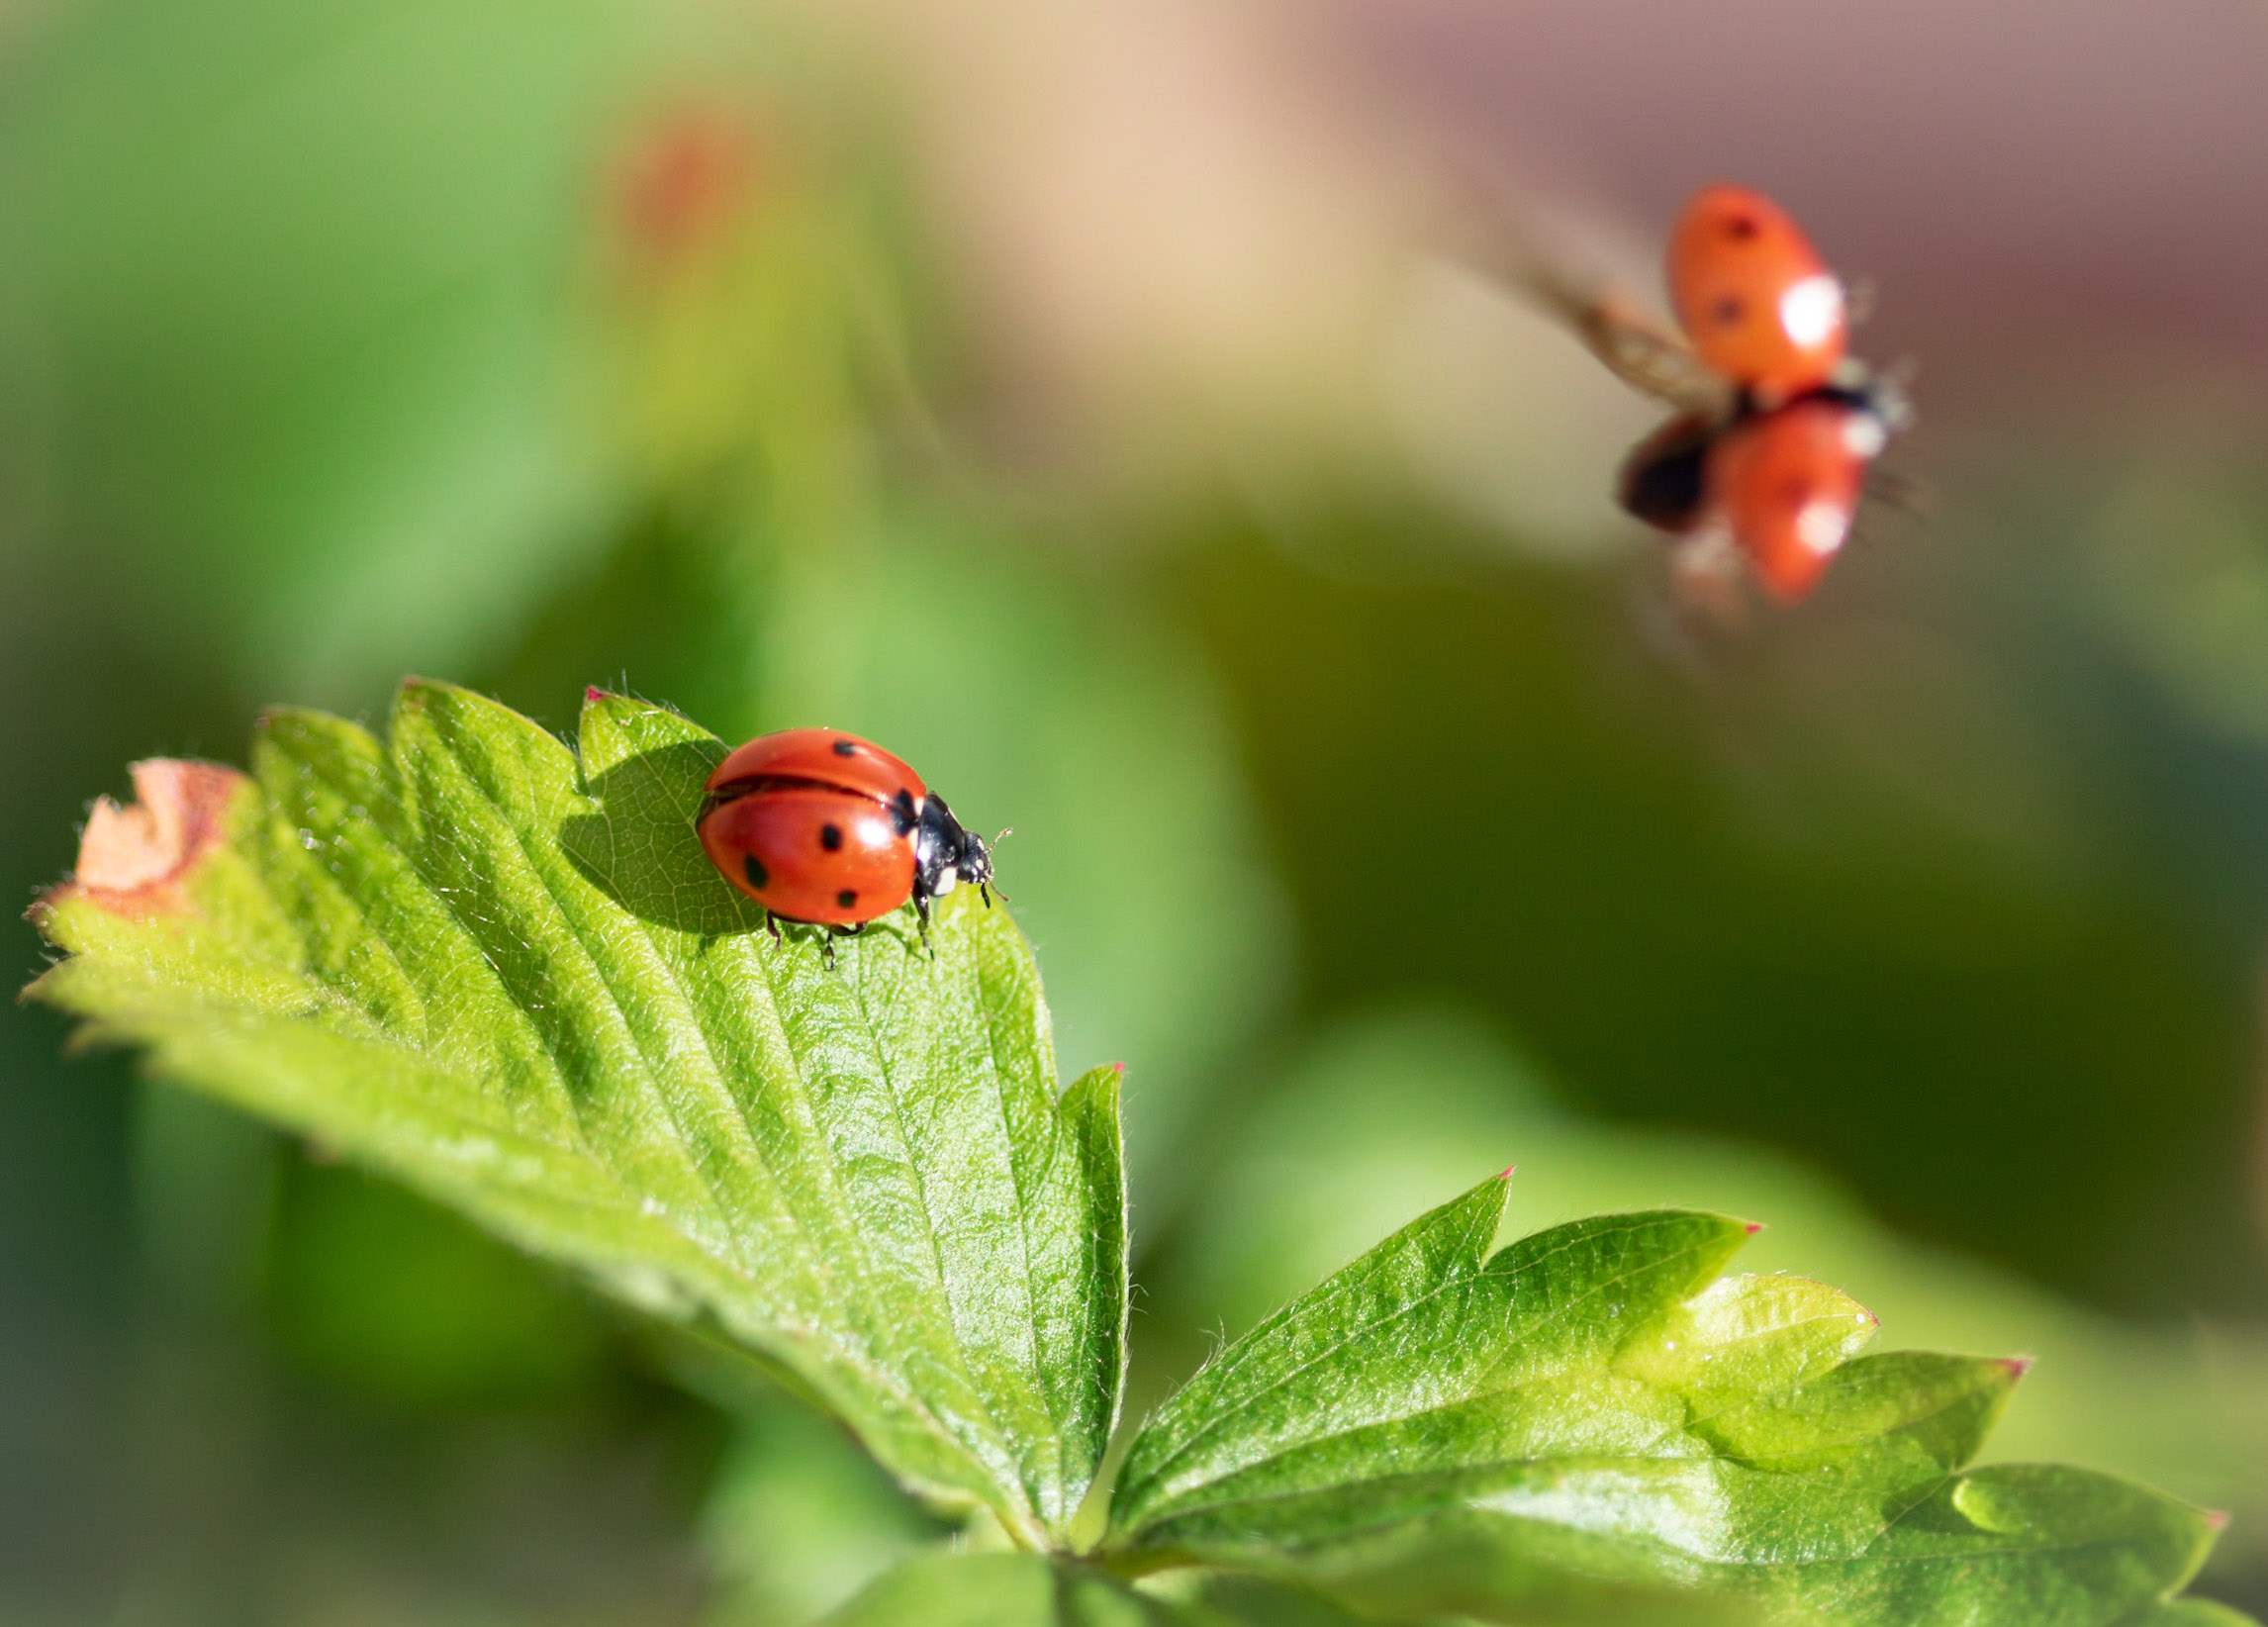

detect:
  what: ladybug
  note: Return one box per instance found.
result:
[697,728,992,935]
[1617,183,1908,602]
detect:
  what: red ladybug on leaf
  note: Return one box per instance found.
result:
[697,728,992,945]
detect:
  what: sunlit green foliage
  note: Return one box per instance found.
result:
[31,683,1127,1549]
[26,687,2251,1626]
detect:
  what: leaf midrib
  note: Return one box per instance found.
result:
[959,941,1072,1519]
[835,940,1038,1513]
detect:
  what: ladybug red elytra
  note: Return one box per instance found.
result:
[1667,184,1846,405]
[697,728,992,934]
[1618,183,1908,603]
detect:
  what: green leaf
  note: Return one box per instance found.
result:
[1185,1554,1757,1627]
[1110,1180,1778,1548]
[822,1553,1211,1627]
[1106,1178,2246,1626]
[1168,1005,2268,1556]
[825,1550,1748,1627]
[25,680,1127,1547]
[2118,1602,2262,1627]
[1272,1463,2237,1627]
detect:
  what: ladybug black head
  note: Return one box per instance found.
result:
[1617,412,1717,533]
[912,793,992,904]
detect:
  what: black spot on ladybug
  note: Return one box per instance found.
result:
[832,738,857,756]
[890,790,915,836]
[1711,294,1746,328]
[820,823,843,851]
[1726,216,1759,239]
[743,854,770,891]
[835,889,858,909]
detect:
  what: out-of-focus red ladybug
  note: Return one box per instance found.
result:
[1618,184,1908,603]
[697,728,992,936]
[617,108,761,266]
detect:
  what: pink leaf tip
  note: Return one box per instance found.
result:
[2000,1356,2035,1380]
[586,686,610,703]
[38,759,248,920]
[1497,1166,1516,1182]
[1744,1221,1765,1234]
[2207,1508,2230,1531]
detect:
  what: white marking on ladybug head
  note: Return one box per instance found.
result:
[1842,413,1888,459]
[1779,274,1843,349]
[933,866,959,897]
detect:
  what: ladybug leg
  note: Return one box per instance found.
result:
[821,932,837,970]
[1865,465,1933,521]
[979,883,992,909]
[764,909,782,941]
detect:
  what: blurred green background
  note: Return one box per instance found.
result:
[7,0,2268,1620]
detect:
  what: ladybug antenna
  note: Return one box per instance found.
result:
[979,831,1013,908]
[1873,356,1920,430]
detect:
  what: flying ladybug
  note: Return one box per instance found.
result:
[696,728,993,953]
[1604,184,1911,603]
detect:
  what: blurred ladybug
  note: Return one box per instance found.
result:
[1617,183,1909,603]
[697,728,992,938]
